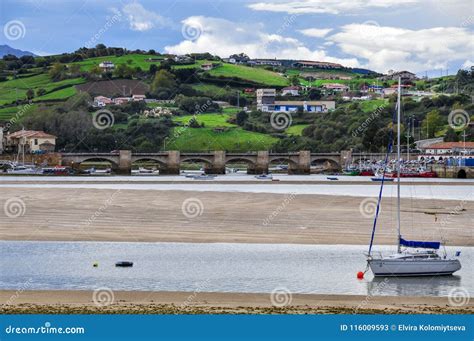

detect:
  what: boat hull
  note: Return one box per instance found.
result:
[369,259,461,276]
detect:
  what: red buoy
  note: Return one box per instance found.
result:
[357,271,364,279]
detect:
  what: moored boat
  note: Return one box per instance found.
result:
[364,78,462,277]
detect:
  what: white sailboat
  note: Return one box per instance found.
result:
[365,78,462,277]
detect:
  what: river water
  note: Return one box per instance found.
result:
[1,241,471,297]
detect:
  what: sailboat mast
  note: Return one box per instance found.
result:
[397,77,401,253]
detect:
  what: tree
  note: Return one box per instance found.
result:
[68,64,81,75]
[289,75,300,86]
[421,110,443,138]
[236,111,248,126]
[444,127,459,142]
[49,63,66,81]
[36,88,46,97]
[307,88,322,100]
[149,64,158,75]
[26,89,34,99]
[89,65,102,78]
[151,69,176,93]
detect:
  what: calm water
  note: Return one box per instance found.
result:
[1,241,472,297]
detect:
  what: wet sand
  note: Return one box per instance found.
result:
[0,187,472,245]
[1,290,472,314]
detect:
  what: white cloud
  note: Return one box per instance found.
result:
[462,60,473,69]
[327,24,474,73]
[248,0,417,14]
[121,3,171,31]
[298,28,332,38]
[165,16,359,67]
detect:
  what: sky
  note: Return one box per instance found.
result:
[0,0,473,75]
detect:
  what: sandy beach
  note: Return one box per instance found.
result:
[0,187,472,245]
[1,290,472,314]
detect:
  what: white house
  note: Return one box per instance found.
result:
[132,94,146,102]
[323,83,349,92]
[99,61,115,71]
[281,86,300,96]
[94,96,113,107]
[273,100,335,113]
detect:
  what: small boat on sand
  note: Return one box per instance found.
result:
[255,174,273,180]
[327,177,339,181]
[115,261,133,267]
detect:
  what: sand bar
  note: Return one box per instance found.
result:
[0,187,472,245]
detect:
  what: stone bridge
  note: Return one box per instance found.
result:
[61,150,355,174]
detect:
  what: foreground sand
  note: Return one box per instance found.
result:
[1,290,472,314]
[0,187,472,245]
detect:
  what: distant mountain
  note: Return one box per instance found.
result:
[0,44,37,58]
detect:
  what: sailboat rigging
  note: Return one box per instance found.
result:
[364,78,462,277]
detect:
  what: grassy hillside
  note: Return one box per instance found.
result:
[173,113,234,127]
[208,64,288,87]
[167,126,277,152]
[73,54,164,71]
[285,124,309,136]
[0,74,85,106]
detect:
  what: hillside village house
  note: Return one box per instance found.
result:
[383,84,411,96]
[420,142,474,157]
[292,61,343,69]
[380,70,417,81]
[248,59,282,67]
[93,94,146,107]
[5,130,56,153]
[281,86,300,96]
[323,83,350,92]
[99,61,115,71]
[256,88,335,113]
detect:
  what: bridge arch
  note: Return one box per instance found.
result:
[311,157,340,170]
[132,157,168,167]
[225,157,257,166]
[72,157,119,168]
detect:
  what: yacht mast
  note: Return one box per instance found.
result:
[397,77,401,253]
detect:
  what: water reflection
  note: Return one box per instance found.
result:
[367,276,462,297]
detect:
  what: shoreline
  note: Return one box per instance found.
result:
[1,187,472,245]
[1,290,472,314]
